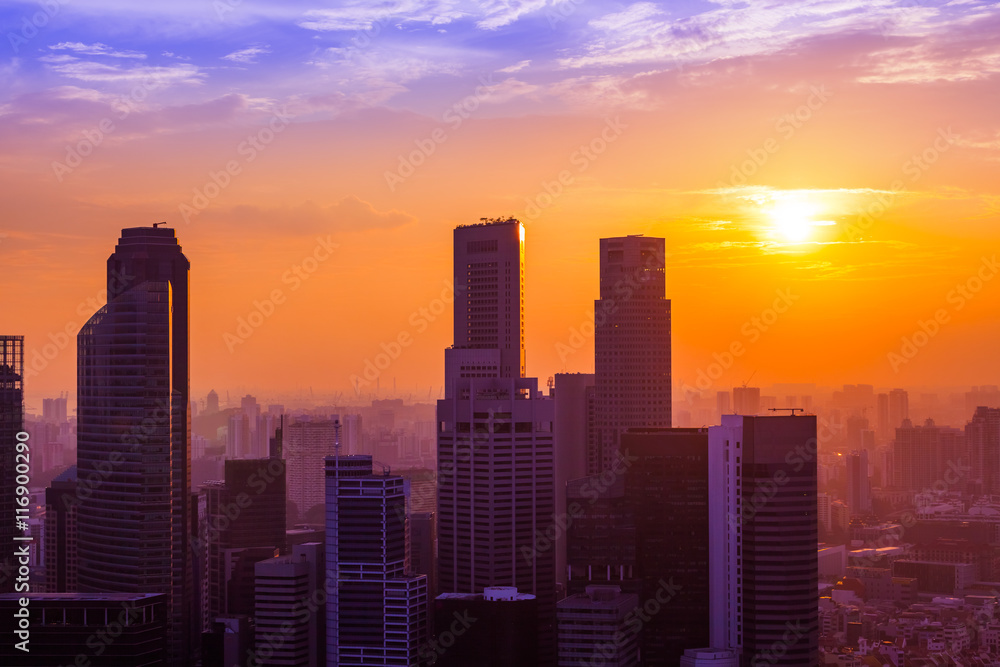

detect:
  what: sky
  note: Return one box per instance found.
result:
[1,0,999,410]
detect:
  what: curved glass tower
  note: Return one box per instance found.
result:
[76,227,193,664]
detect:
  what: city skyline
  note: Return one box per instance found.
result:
[2,1,999,405]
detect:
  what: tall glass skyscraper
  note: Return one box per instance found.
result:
[76,226,194,664]
[0,335,24,594]
[593,235,671,474]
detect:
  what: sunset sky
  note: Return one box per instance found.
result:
[2,0,998,409]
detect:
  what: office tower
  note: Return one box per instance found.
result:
[717,391,731,419]
[43,467,78,593]
[876,393,890,441]
[566,473,637,595]
[76,226,194,664]
[554,372,595,587]
[285,419,337,521]
[967,407,1000,494]
[888,388,909,431]
[433,587,538,666]
[622,428,710,665]
[0,592,167,665]
[201,457,285,621]
[732,386,761,416]
[437,376,556,658]
[593,235,671,473]
[326,455,428,666]
[42,394,68,423]
[206,389,220,415]
[447,217,524,386]
[846,450,871,515]
[438,218,556,662]
[254,543,324,667]
[342,413,362,455]
[0,335,23,595]
[557,585,640,667]
[227,412,251,459]
[709,415,819,666]
[817,492,832,532]
[893,419,965,492]
[410,511,437,600]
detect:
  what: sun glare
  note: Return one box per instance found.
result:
[769,199,819,243]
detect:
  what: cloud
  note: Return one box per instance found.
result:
[499,59,530,73]
[222,45,271,64]
[46,61,205,86]
[49,42,146,59]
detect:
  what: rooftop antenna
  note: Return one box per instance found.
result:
[769,408,804,415]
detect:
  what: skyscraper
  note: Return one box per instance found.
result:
[846,450,871,515]
[622,428,710,665]
[446,218,524,389]
[0,335,24,595]
[325,454,427,666]
[284,419,338,521]
[732,386,761,416]
[967,406,1000,494]
[76,226,194,664]
[709,414,819,666]
[553,372,595,588]
[438,218,556,662]
[593,235,671,474]
[44,467,79,593]
[888,388,909,431]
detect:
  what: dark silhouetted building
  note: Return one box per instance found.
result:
[565,472,637,596]
[0,335,24,594]
[76,226,194,663]
[44,466,79,593]
[554,372,595,589]
[593,235,671,474]
[433,587,537,666]
[709,414,819,666]
[0,592,167,666]
[622,428,710,665]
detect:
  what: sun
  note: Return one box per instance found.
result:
[769,199,819,243]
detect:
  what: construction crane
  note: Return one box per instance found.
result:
[768,408,805,415]
[741,370,757,389]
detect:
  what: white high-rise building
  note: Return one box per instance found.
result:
[708,414,819,666]
[593,235,671,474]
[284,420,337,520]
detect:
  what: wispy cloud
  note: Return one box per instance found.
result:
[46,61,205,86]
[222,45,271,64]
[49,42,146,59]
